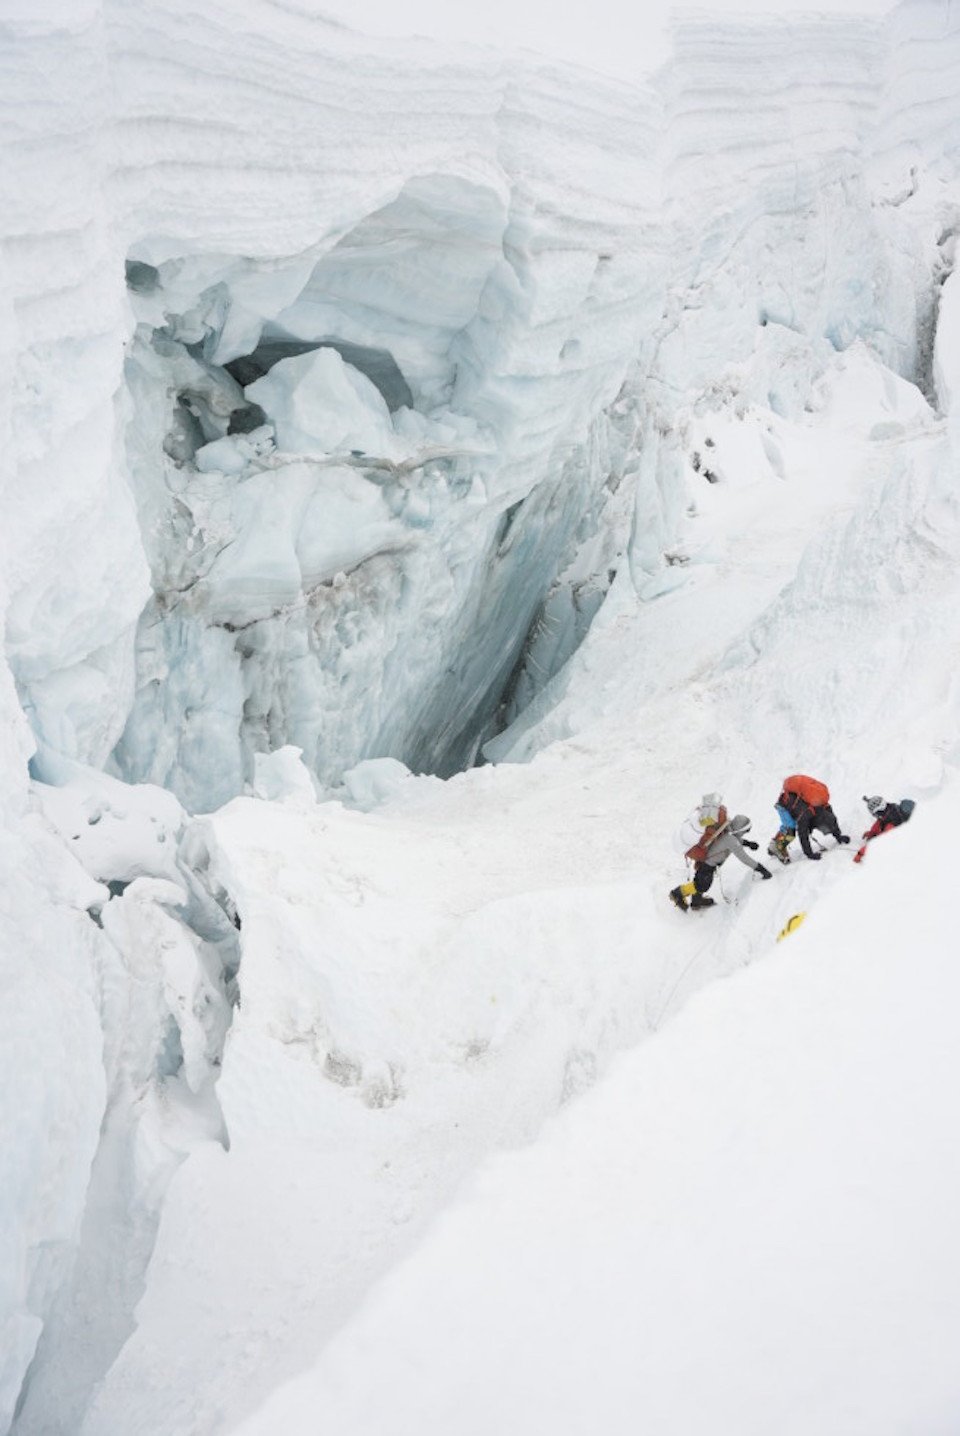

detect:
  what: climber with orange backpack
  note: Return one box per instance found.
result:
[767,774,850,863]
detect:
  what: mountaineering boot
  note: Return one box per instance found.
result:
[669,887,689,913]
[768,836,792,865]
[689,893,715,910]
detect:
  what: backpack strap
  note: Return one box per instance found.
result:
[703,818,730,850]
[685,819,729,863]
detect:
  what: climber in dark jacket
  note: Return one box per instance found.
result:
[767,774,850,863]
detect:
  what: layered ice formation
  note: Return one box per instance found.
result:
[6,0,960,811]
[4,0,960,1432]
[110,156,647,808]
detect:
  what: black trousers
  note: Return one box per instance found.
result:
[693,861,716,894]
[799,803,842,856]
[814,804,842,840]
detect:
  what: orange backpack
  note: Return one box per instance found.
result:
[783,774,830,809]
[685,805,728,861]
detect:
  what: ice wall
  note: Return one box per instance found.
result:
[8,1,960,810]
[0,667,107,1431]
[110,159,650,806]
[110,0,960,806]
[101,28,658,807]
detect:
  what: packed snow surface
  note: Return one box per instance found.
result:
[233,798,960,1436]
[4,0,960,1433]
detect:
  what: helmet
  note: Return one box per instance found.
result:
[864,795,883,815]
[730,814,751,835]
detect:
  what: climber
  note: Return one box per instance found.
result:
[670,814,771,911]
[853,794,915,862]
[678,791,728,862]
[767,774,851,863]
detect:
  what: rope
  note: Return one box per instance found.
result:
[653,948,705,1028]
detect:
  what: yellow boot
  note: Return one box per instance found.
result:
[669,880,697,912]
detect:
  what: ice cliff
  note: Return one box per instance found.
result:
[4,0,960,1431]
[5,0,960,811]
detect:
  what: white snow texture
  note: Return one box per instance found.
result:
[2,0,960,1433]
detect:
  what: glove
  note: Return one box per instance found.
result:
[756,864,772,880]
[808,851,821,861]
[742,839,759,850]
[838,834,850,845]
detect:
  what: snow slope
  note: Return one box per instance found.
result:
[231,792,960,1436]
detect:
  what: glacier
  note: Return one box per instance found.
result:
[3,0,960,1432]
